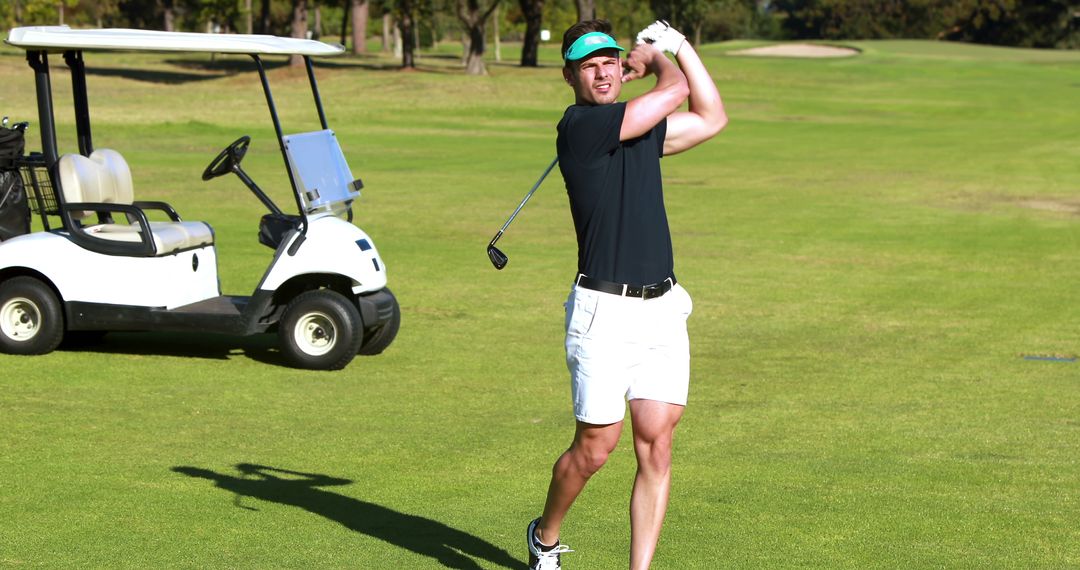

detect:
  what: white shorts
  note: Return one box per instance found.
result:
[564,282,693,425]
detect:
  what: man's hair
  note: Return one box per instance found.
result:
[562,19,616,68]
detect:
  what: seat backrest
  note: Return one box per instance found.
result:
[58,153,103,221]
[89,149,134,205]
[57,149,135,221]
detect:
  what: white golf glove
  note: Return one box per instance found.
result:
[636,20,686,56]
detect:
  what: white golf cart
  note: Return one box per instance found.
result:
[0,26,400,370]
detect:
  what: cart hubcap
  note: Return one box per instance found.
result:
[1,297,41,342]
[294,311,337,356]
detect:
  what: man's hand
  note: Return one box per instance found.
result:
[621,43,664,84]
[636,20,686,56]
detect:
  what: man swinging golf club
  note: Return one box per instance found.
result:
[525,19,727,570]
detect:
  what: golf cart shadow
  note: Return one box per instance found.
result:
[167,56,431,74]
[171,463,526,569]
[61,331,288,366]
[84,66,229,85]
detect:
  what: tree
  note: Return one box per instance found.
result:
[352,0,370,53]
[457,0,500,75]
[77,0,121,27]
[161,0,175,31]
[188,0,243,33]
[695,0,757,43]
[3,0,81,26]
[395,0,418,68]
[649,0,755,45]
[291,0,308,66]
[575,0,594,22]
[113,0,164,29]
[258,0,271,33]
[518,0,543,66]
[769,0,1079,47]
[941,0,1080,49]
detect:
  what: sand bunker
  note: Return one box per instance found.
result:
[728,43,859,58]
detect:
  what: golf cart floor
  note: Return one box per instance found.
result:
[170,295,248,316]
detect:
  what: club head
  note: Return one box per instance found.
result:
[487,245,508,270]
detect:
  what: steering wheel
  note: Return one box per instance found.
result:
[202,136,251,181]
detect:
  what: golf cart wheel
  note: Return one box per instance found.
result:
[278,289,362,370]
[0,276,64,356]
[358,288,400,356]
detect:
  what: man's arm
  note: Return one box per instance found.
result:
[662,42,727,156]
[620,44,689,142]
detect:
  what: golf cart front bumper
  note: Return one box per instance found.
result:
[356,288,394,329]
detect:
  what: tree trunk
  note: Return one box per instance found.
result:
[398,0,416,68]
[464,24,485,74]
[493,4,501,63]
[259,0,271,34]
[290,0,308,67]
[383,12,392,52]
[393,20,402,57]
[351,0,369,54]
[574,0,594,22]
[340,0,349,45]
[519,0,543,67]
[163,1,175,31]
[457,0,501,76]
[313,2,322,39]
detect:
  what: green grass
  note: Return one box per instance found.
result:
[2,39,1080,567]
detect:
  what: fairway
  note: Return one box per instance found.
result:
[2,38,1080,568]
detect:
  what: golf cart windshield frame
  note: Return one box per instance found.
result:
[8,26,348,238]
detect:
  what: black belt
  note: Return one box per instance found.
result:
[575,274,676,300]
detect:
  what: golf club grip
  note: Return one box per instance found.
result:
[496,156,559,234]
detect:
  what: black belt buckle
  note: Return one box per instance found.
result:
[637,279,672,300]
[576,275,675,299]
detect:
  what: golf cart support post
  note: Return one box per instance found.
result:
[0,26,400,370]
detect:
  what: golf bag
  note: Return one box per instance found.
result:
[0,121,31,241]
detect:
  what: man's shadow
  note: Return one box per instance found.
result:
[172,464,524,569]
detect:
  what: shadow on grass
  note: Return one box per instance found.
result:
[60,331,288,367]
[172,464,525,569]
[164,55,461,75]
[68,52,532,84]
[85,66,230,84]
[167,55,405,72]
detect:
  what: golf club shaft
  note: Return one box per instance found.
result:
[493,156,559,239]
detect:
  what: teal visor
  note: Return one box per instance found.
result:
[564,32,624,61]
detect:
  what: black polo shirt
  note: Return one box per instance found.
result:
[557,102,674,287]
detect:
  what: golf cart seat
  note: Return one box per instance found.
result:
[58,149,213,256]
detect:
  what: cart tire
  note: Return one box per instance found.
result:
[0,276,64,355]
[278,289,361,370]
[358,289,400,356]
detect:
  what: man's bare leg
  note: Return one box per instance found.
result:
[628,399,684,569]
[536,420,623,545]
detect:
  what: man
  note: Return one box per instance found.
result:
[526,19,726,570]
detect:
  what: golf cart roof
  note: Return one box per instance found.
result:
[5,26,344,56]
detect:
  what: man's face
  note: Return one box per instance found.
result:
[564,49,623,106]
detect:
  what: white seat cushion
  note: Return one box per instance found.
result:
[83,221,213,254]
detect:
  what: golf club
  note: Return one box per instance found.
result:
[487,156,559,270]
